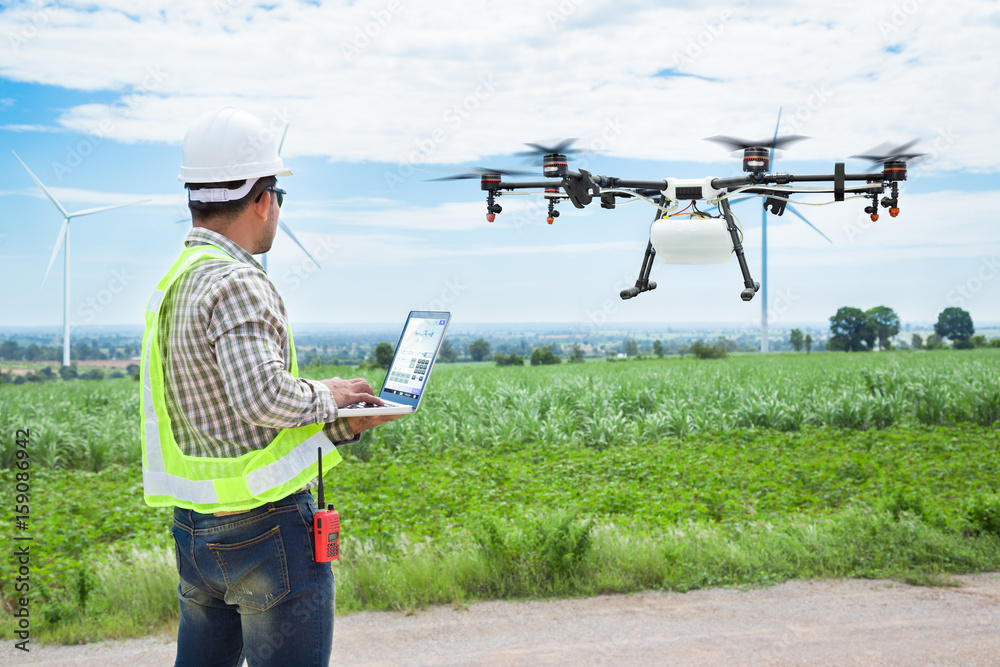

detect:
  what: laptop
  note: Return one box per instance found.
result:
[338,311,451,416]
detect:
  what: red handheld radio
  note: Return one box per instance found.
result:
[313,447,340,562]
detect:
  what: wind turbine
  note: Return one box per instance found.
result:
[756,109,832,353]
[708,110,833,353]
[13,151,149,367]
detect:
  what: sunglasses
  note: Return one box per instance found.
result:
[255,186,286,208]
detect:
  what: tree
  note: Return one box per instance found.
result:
[0,340,21,360]
[468,338,491,362]
[911,333,923,350]
[24,344,42,362]
[689,339,727,359]
[439,339,457,363]
[828,307,875,352]
[865,306,901,350]
[373,342,394,369]
[652,340,663,358]
[530,345,560,366]
[789,329,804,352]
[624,339,639,357]
[568,343,584,363]
[804,333,813,353]
[925,333,945,350]
[494,353,524,367]
[934,307,974,344]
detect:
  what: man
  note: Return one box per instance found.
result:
[140,107,395,666]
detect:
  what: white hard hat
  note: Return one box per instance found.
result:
[178,107,292,183]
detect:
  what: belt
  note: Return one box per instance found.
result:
[212,488,311,517]
[213,509,251,517]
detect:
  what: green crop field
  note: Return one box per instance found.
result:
[1,349,999,644]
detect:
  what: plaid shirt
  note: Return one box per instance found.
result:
[159,227,354,462]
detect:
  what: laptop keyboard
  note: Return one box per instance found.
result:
[343,401,400,410]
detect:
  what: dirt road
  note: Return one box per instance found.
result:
[4,574,999,666]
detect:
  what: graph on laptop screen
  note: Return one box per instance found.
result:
[383,316,449,401]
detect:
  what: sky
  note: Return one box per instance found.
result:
[1,0,999,334]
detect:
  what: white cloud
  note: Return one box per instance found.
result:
[3,186,182,208]
[0,0,996,171]
[0,123,65,132]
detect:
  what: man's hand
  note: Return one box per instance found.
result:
[319,377,381,408]
[319,376,402,435]
[346,413,402,435]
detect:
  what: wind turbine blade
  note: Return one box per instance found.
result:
[787,204,832,244]
[42,219,68,288]
[71,198,151,218]
[767,108,782,169]
[279,220,321,269]
[763,109,782,230]
[278,124,289,155]
[12,150,69,218]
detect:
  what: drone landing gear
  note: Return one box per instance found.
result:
[720,199,760,302]
[621,199,663,300]
[621,240,657,300]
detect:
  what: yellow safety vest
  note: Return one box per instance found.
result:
[140,243,342,512]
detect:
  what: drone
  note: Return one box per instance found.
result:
[433,134,923,302]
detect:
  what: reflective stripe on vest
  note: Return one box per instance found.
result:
[140,243,342,512]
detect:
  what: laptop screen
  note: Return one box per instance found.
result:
[379,311,451,408]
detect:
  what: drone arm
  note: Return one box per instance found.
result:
[711,170,884,192]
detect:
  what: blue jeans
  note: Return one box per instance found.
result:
[171,491,334,666]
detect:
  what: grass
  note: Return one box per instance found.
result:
[2,349,998,470]
[336,504,1000,612]
[0,349,998,643]
[2,424,1000,644]
[20,502,999,643]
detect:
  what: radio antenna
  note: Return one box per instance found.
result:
[316,447,325,509]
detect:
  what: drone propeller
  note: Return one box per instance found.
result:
[705,134,809,152]
[706,132,809,175]
[426,167,531,182]
[851,140,926,169]
[514,138,586,159]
